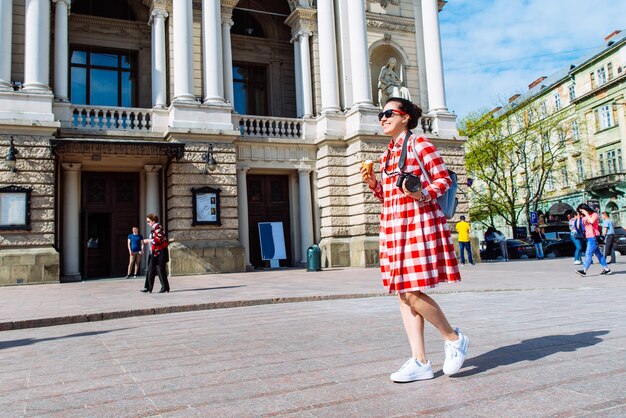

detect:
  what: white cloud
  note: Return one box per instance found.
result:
[439,0,626,119]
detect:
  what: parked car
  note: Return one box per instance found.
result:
[611,227,626,255]
[480,239,536,261]
[543,227,626,258]
[543,234,586,258]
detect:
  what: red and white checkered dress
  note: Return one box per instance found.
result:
[370,131,461,293]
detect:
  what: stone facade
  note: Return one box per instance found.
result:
[0,0,465,285]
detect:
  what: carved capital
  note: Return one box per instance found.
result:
[285,7,317,35]
[149,8,169,25]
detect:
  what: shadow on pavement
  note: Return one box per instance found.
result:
[171,285,246,293]
[454,330,609,377]
[0,328,132,350]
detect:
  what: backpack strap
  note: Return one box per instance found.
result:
[397,130,412,173]
[398,130,433,185]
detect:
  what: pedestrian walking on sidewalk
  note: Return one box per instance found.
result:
[568,212,584,265]
[576,204,610,277]
[455,215,474,265]
[360,97,469,383]
[126,226,143,279]
[601,211,617,264]
[141,214,171,293]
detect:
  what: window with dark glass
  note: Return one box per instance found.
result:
[231,9,265,37]
[72,0,136,20]
[233,63,268,115]
[70,48,137,107]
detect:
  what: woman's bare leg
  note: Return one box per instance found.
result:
[400,291,458,341]
[398,297,426,363]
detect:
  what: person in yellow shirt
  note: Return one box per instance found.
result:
[455,215,474,265]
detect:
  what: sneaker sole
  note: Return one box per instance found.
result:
[390,372,435,383]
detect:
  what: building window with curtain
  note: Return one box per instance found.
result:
[607,150,617,174]
[233,63,268,115]
[576,158,584,182]
[70,47,137,107]
[553,93,561,111]
[561,166,569,188]
[571,120,579,141]
[594,105,614,131]
[596,67,607,86]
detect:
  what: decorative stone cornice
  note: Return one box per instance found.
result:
[51,139,185,161]
[285,7,317,35]
[69,14,151,33]
[366,12,414,33]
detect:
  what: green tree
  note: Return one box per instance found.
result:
[461,97,573,233]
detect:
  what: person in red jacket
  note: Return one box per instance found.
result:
[141,213,170,293]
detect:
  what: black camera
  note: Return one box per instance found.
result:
[396,173,422,192]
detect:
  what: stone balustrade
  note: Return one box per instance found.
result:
[233,115,303,139]
[71,105,152,131]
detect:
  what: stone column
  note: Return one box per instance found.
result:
[237,167,250,267]
[298,169,314,261]
[150,8,168,107]
[299,31,313,118]
[292,36,303,117]
[412,0,429,111]
[346,0,373,108]
[0,0,13,91]
[336,0,353,110]
[62,163,81,279]
[52,0,70,101]
[421,0,448,112]
[22,0,51,92]
[144,165,161,237]
[221,16,234,105]
[172,0,196,102]
[316,0,341,113]
[202,0,224,103]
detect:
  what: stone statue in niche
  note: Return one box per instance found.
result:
[377,0,399,8]
[377,57,411,106]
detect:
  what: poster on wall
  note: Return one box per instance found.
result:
[258,222,287,267]
[0,186,31,230]
[191,186,221,226]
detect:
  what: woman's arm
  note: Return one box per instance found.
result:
[412,136,452,202]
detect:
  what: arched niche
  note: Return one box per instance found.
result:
[369,41,411,108]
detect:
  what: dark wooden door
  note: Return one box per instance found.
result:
[247,174,291,268]
[81,172,139,278]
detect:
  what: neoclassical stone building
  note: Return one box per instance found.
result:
[0,0,465,285]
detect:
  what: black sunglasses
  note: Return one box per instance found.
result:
[377,109,407,121]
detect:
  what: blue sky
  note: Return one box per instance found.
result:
[439,0,626,120]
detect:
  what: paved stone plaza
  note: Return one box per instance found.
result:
[0,258,625,417]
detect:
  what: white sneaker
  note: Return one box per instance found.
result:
[574,260,582,265]
[443,328,469,375]
[390,358,434,382]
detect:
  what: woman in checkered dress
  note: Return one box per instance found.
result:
[360,97,469,382]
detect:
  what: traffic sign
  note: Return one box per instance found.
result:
[529,211,538,225]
